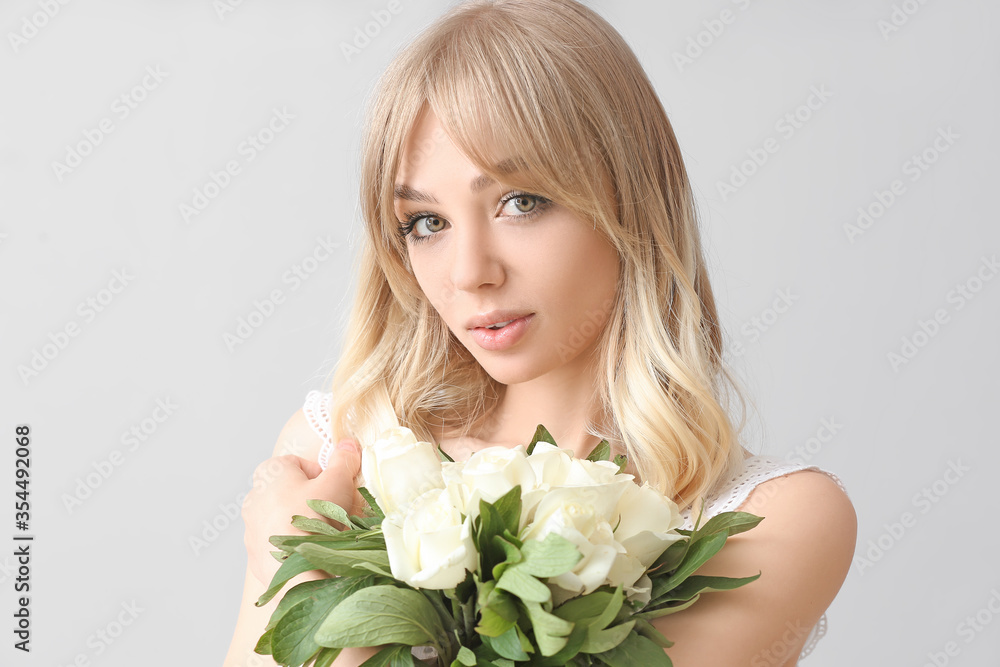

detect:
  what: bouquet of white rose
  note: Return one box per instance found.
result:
[253,425,762,667]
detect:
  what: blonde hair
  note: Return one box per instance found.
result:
[325,0,752,513]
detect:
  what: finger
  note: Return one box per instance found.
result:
[297,456,323,480]
[251,455,308,490]
[316,439,362,484]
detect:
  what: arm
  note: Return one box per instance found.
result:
[223,408,384,667]
[649,470,857,667]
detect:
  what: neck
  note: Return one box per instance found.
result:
[475,350,610,460]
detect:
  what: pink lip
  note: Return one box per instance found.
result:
[466,310,534,330]
[465,310,534,329]
[468,314,534,351]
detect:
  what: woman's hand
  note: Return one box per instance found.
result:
[242,439,363,587]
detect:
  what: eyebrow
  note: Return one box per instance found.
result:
[393,158,522,204]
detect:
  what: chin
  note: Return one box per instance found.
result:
[475,357,549,386]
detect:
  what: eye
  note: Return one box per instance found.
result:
[397,191,552,244]
[503,194,539,215]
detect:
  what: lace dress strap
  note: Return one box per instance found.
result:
[680,455,849,531]
[303,390,335,470]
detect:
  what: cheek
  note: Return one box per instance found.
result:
[410,257,457,322]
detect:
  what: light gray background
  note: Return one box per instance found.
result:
[2,1,998,665]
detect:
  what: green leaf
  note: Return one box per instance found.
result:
[691,511,763,539]
[528,623,587,666]
[520,533,582,578]
[456,646,478,666]
[272,578,371,666]
[264,578,341,632]
[612,454,628,474]
[314,585,446,648]
[526,425,555,455]
[634,595,700,619]
[296,542,393,578]
[478,500,510,575]
[585,439,611,462]
[646,539,687,576]
[358,486,386,520]
[632,618,674,649]
[592,632,672,667]
[580,620,635,654]
[483,624,531,661]
[554,590,616,625]
[310,647,342,667]
[437,445,456,463]
[253,625,273,655]
[358,644,416,666]
[495,565,551,603]
[648,532,726,601]
[649,573,760,605]
[256,551,315,607]
[589,585,623,632]
[350,514,384,530]
[305,498,354,527]
[524,600,576,656]
[291,514,343,536]
[491,486,523,538]
[271,531,385,553]
[490,535,523,581]
[476,583,519,637]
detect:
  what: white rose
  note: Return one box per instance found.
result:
[521,484,631,597]
[611,482,684,567]
[361,427,444,518]
[525,441,574,486]
[607,482,684,603]
[564,456,628,486]
[460,445,537,525]
[382,487,478,589]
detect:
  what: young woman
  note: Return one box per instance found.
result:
[225,1,857,665]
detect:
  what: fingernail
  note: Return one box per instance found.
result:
[337,439,358,453]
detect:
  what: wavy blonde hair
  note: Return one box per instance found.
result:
[324,0,753,513]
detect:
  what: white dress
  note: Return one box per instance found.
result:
[303,389,848,662]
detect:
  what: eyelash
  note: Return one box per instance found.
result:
[396,191,552,244]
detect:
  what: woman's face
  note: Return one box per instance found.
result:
[393,109,620,386]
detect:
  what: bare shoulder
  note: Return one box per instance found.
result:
[271,406,327,462]
[649,470,857,666]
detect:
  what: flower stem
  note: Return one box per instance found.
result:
[426,590,458,663]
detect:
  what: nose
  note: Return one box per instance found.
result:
[449,218,504,294]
